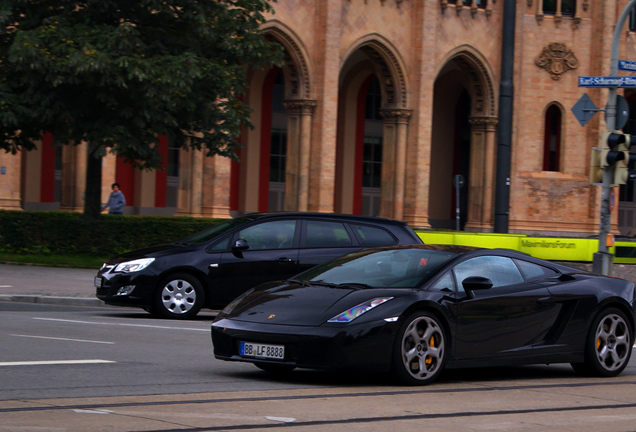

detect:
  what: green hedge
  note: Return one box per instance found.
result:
[0,210,226,257]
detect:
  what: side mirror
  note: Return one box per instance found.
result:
[232,238,249,251]
[462,276,493,291]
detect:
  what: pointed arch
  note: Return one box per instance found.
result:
[229,21,316,214]
[261,20,313,100]
[542,102,564,172]
[336,35,412,219]
[431,46,498,231]
[436,45,498,117]
[342,33,410,109]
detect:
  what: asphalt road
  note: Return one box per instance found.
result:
[1,264,636,431]
[1,302,636,432]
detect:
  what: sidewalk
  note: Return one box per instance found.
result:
[1,261,636,309]
[0,263,104,307]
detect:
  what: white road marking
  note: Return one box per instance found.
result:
[11,334,114,344]
[0,360,115,367]
[266,416,297,423]
[33,317,208,332]
[0,285,13,288]
[74,409,295,422]
[73,409,112,415]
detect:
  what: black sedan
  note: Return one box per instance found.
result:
[211,244,635,385]
[95,212,422,319]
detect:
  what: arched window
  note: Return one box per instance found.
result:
[542,0,575,16]
[448,0,487,8]
[537,0,580,27]
[543,104,562,172]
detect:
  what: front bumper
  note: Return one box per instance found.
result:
[94,268,156,308]
[211,317,398,373]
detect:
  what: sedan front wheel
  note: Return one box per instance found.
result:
[152,273,204,320]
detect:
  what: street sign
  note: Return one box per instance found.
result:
[573,94,629,128]
[572,93,599,127]
[618,59,636,71]
[578,76,636,87]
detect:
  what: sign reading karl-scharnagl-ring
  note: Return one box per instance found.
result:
[578,76,636,87]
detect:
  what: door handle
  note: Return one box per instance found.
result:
[278,257,293,263]
[537,296,551,303]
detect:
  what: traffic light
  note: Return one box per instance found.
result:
[600,130,628,168]
[592,130,636,186]
[614,151,636,185]
[589,147,603,184]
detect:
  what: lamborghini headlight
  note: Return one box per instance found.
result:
[328,297,393,323]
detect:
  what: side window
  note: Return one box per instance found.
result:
[514,259,559,280]
[453,256,524,291]
[351,224,397,246]
[208,235,231,251]
[304,220,353,248]
[238,220,296,251]
[429,273,455,292]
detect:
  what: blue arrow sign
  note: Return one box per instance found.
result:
[619,59,636,71]
[578,76,636,87]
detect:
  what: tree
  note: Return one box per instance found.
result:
[0,0,283,218]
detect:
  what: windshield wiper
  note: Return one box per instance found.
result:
[335,282,374,290]
[287,279,311,287]
[308,280,339,288]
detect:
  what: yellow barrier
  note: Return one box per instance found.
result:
[416,231,636,263]
[614,241,636,264]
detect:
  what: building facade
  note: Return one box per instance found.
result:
[2,0,636,236]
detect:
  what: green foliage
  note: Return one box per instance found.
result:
[0,0,283,167]
[0,210,226,257]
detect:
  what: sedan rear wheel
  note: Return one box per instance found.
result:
[152,273,204,320]
[571,307,632,377]
[392,311,447,385]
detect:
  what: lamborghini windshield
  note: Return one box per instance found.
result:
[295,247,457,288]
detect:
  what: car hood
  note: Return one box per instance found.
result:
[106,243,189,264]
[221,281,404,326]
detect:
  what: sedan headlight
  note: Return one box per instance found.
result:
[328,297,393,323]
[113,258,155,273]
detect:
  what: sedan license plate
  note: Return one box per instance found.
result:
[240,341,285,360]
[94,277,102,288]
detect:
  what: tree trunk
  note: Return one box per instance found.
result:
[84,147,103,219]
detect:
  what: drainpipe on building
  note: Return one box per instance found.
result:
[494,0,516,233]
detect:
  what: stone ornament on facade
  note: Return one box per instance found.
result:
[359,0,404,6]
[535,42,579,80]
[283,99,317,115]
[379,108,413,124]
[469,116,498,132]
[440,1,492,18]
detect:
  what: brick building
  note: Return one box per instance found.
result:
[2,0,636,236]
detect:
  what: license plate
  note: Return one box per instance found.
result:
[240,341,285,359]
[94,277,102,288]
